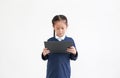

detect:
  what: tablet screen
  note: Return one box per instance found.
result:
[44,41,73,53]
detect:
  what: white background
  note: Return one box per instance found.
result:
[0,0,120,78]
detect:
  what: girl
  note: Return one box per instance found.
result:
[42,15,78,78]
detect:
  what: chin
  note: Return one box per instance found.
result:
[57,34,63,37]
[59,35,64,37]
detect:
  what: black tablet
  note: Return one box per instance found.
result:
[44,41,73,53]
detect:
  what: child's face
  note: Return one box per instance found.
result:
[53,21,67,37]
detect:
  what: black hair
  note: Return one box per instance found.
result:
[52,15,68,37]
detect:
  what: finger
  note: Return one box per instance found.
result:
[44,48,50,52]
[70,46,75,49]
[67,49,73,52]
[47,50,50,53]
[67,47,74,50]
[67,48,71,50]
[46,50,50,54]
[43,48,47,51]
[68,46,74,49]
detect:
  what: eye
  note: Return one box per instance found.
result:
[57,28,60,30]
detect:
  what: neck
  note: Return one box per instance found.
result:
[55,35,66,41]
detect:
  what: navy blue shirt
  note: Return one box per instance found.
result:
[42,36,78,78]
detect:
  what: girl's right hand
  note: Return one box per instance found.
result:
[42,48,50,56]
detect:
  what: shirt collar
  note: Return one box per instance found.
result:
[55,35,66,41]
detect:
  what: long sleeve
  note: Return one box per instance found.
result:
[69,38,78,60]
[41,38,51,60]
[70,51,78,60]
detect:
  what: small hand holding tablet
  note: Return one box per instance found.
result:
[42,48,50,56]
[66,46,77,55]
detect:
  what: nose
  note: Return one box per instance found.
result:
[60,29,62,32]
[59,29,63,33]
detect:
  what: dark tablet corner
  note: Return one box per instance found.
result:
[44,41,73,53]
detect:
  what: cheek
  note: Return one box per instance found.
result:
[63,28,67,32]
[60,29,66,34]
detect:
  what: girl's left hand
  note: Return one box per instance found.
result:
[67,46,76,55]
